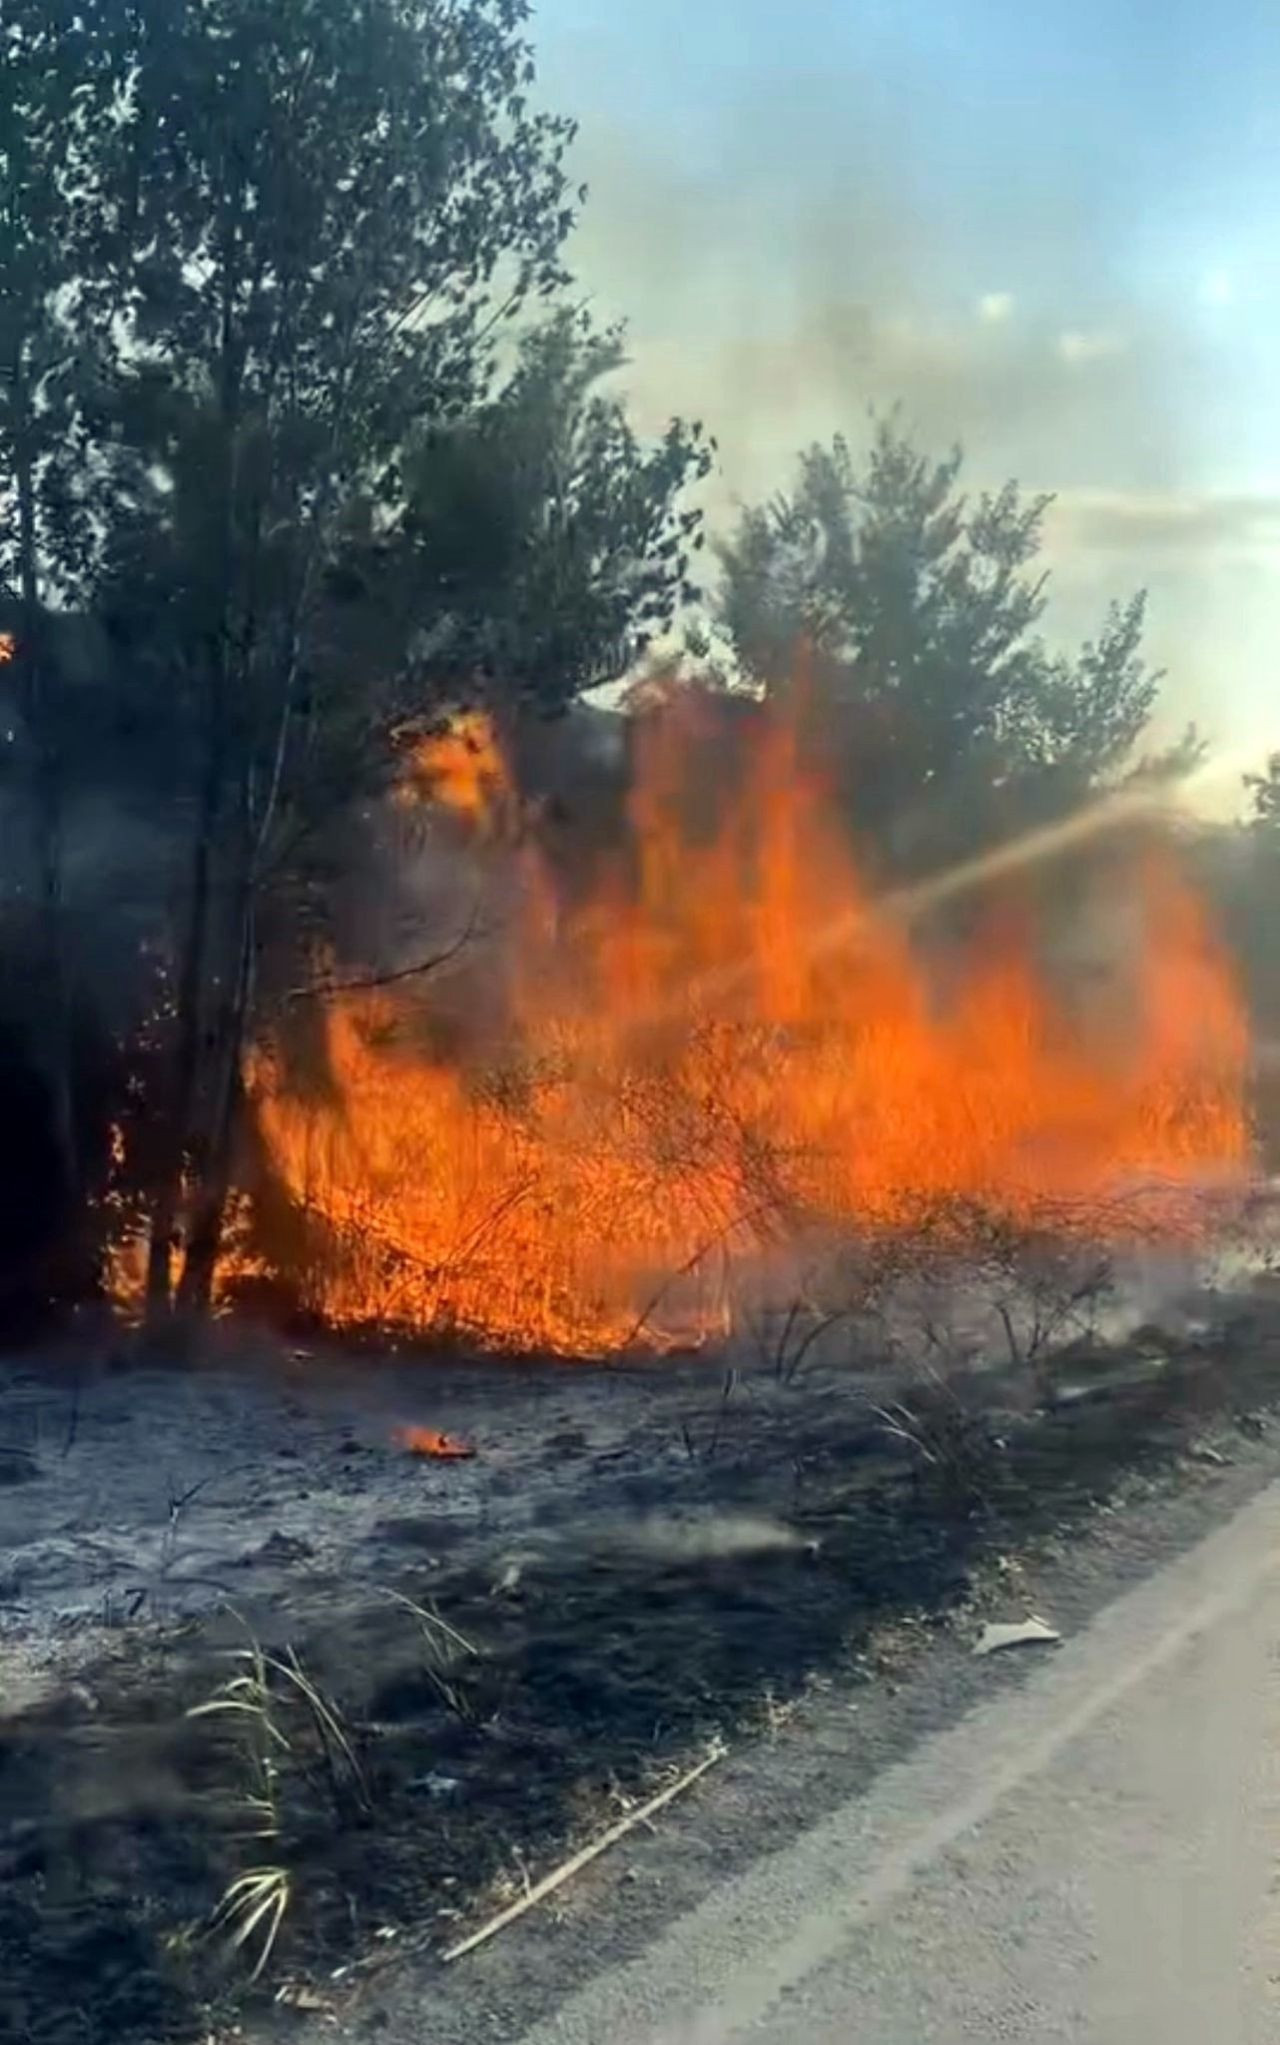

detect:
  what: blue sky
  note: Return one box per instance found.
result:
[530,0,1280,782]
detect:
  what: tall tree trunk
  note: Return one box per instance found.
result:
[11,361,78,1250]
[143,733,220,1321]
[146,292,241,1326]
[175,1039,246,1318]
[175,854,254,1318]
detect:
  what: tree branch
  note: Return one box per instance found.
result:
[284,906,483,1004]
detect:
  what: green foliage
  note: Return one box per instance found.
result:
[0,0,713,1306]
[1245,753,1280,836]
[94,0,583,838]
[716,418,1160,866]
[70,3,709,836]
[0,0,129,613]
[348,307,712,713]
[3,3,1208,1308]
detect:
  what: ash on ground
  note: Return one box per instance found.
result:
[2,1256,1277,2045]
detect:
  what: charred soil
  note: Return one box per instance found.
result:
[2,1296,1280,2044]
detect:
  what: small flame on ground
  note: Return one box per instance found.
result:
[393,1425,476,1459]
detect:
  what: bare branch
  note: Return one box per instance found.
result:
[284,906,483,1004]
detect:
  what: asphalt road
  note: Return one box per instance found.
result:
[514,1479,1280,2045]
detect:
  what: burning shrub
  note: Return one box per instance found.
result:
[228,692,1250,1356]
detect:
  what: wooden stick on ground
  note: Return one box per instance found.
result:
[442,1741,727,1964]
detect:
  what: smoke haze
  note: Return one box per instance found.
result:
[534,0,1280,782]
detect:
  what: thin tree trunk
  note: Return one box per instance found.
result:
[175,874,255,1316]
[11,361,78,1242]
[146,264,241,1325]
[174,1051,244,1317]
[144,729,221,1320]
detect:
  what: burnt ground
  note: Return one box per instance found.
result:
[3,1279,1280,2045]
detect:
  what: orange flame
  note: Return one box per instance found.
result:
[393,1425,476,1459]
[393,710,513,834]
[246,691,1250,1354]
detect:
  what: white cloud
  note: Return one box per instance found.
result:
[1057,328,1128,366]
[976,291,1014,324]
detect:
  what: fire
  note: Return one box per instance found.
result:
[393,710,514,834]
[393,1425,476,1459]
[245,689,1250,1355]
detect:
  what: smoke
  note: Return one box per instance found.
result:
[553,80,1193,495]
[611,1515,813,1563]
[533,27,1279,771]
[489,1517,813,1607]
[642,2022,733,2045]
[0,778,174,1039]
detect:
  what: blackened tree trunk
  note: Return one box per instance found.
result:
[143,755,219,1318]
[144,230,241,1327]
[175,1017,248,1317]
[175,858,255,1317]
[10,361,78,1231]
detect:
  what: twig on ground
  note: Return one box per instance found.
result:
[442,1741,727,1964]
[161,1464,255,1578]
[166,1463,256,1521]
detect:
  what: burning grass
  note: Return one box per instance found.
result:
[234,687,1249,1354]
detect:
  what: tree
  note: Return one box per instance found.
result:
[716,419,1160,872]
[1191,755,1280,1145]
[1245,754,1280,837]
[1238,752,1280,1023]
[0,0,132,1224]
[93,0,585,1319]
[375,306,712,712]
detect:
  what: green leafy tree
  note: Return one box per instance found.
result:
[1238,753,1280,1039]
[1193,755,1280,1156]
[717,419,1160,871]
[92,0,584,1317]
[0,0,133,1217]
[347,305,712,712]
[1245,754,1280,837]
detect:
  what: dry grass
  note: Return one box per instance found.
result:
[383,1587,482,1723]
[188,1620,372,1979]
[206,1866,293,1982]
